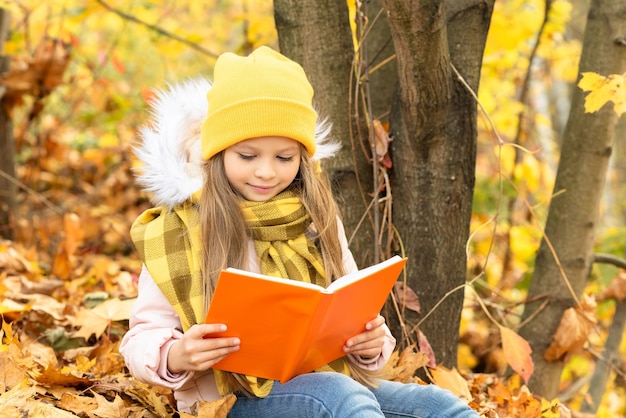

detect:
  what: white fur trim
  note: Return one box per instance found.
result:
[133,78,340,208]
[133,78,209,208]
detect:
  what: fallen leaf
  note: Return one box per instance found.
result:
[195,394,236,418]
[381,344,430,382]
[429,366,472,400]
[89,391,128,418]
[499,325,534,383]
[73,298,136,340]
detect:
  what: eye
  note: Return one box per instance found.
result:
[277,155,295,162]
[238,153,255,161]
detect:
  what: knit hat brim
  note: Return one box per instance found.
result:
[201,97,317,160]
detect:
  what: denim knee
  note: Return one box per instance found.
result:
[229,372,385,418]
[370,379,479,418]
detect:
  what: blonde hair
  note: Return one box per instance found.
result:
[199,145,380,394]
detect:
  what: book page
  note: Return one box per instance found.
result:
[325,255,404,293]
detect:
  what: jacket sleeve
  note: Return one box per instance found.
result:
[336,219,397,370]
[119,266,195,389]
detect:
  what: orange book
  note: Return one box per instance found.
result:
[204,255,407,383]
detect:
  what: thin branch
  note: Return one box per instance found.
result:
[94,0,219,59]
[0,168,63,215]
[593,252,626,270]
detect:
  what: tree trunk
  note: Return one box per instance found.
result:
[0,9,16,240]
[519,0,626,399]
[382,0,493,367]
[274,0,376,267]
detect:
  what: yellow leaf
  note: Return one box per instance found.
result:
[91,391,127,417]
[429,366,472,401]
[579,72,626,116]
[578,72,606,92]
[499,325,534,383]
[73,298,136,340]
[0,299,28,316]
[194,394,237,418]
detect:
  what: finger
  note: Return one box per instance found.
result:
[346,325,386,346]
[365,315,385,330]
[180,338,240,371]
[189,323,228,338]
[191,343,241,369]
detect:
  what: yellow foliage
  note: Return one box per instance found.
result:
[509,225,540,267]
[579,72,626,116]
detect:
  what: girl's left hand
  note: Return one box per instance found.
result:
[343,315,386,359]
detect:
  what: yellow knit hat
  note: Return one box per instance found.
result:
[201,46,318,160]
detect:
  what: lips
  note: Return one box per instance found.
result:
[249,184,276,194]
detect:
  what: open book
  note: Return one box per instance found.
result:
[204,255,407,383]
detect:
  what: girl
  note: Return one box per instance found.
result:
[120,46,478,417]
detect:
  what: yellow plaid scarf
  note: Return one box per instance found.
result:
[241,192,326,286]
[130,190,349,399]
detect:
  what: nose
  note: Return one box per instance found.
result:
[254,160,276,179]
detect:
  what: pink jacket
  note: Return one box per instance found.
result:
[120,231,397,413]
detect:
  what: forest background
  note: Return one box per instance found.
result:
[0,0,625,417]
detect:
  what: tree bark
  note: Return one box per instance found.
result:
[519,0,626,399]
[383,0,493,367]
[274,0,376,267]
[0,9,16,240]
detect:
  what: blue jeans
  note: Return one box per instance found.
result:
[228,372,479,417]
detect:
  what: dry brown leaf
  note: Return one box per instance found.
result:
[58,392,97,415]
[429,366,473,401]
[603,270,626,302]
[32,365,91,387]
[125,378,176,416]
[31,402,81,417]
[393,281,421,313]
[24,340,58,369]
[417,329,436,368]
[89,391,128,418]
[544,294,597,362]
[0,351,29,392]
[0,382,40,417]
[499,326,534,383]
[373,119,392,163]
[381,344,430,382]
[195,394,237,418]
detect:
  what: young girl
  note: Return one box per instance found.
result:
[120,46,478,417]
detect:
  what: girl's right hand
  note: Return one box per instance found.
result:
[167,323,240,374]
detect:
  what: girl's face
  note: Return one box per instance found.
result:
[223,136,302,202]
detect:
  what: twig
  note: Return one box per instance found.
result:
[94,0,219,59]
[0,168,63,215]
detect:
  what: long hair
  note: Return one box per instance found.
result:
[199,145,380,395]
